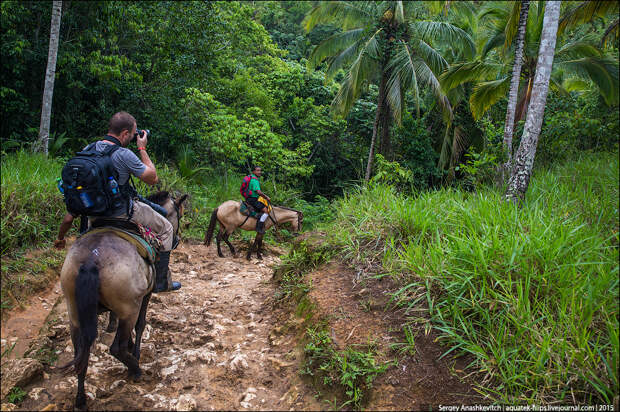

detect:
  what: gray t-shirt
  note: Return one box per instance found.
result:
[91,141,146,185]
[85,141,146,216]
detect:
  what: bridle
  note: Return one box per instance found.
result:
[170,197,182,250]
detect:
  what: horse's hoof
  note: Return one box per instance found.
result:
[130,368,142,382]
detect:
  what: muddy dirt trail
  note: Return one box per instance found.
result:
[10,240,322,411]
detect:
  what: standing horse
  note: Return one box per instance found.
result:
[58,191,187,409]
[204,200,303,260]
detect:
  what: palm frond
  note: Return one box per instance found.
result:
[414,39,449,75]
[330,30,382,117]
[601,18,619,48]
[549,75,571,99]
[469,76,510,120]
[555,36,602,60]
[481,31,506,59]
[450,125,468,169]
[410,21,476,60]
[308,28,367,71]
[438,120,452,171]
[562,77,591,93]
[503,1,522,51]
[303,1,374,32]
[439,60,502,92]
[556,56,619,106]
[558,1,619,36]
[478,2,510,23]
[386,41,420,122]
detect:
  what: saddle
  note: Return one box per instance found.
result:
[239,200,258,217]
[83,218,161,264]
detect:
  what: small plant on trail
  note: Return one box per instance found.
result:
[389,324,418,356]
[6,386,27,404]
[302,326,391,410]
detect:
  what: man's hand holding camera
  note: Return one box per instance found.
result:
[134,129,149,150]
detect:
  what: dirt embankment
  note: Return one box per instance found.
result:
[2,235,483,411]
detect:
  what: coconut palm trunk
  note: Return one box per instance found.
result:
[365,71,388,183]
[505,1,561,204]
[502,0,530,174]
[36,0,62,155]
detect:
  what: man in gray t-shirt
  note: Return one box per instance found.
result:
[91,140,146,217]
[55,111,181,293]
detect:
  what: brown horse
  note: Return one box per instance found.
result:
[204,200,303,260]
[58,192,187,410]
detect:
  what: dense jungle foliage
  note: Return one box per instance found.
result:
[1,0,618,406]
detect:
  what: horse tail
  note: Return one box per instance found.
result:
[59,260,100,375]
[205,207,219,246]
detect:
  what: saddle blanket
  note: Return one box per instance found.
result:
[81,226,158,264]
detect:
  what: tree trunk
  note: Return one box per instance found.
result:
[36,1,62,155]
[502,0,530,174]
[505,1,561,204]
[365,71,388,183]
[379,104,392,160]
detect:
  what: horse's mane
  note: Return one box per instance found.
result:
[146,191,170,205]
[274,205,302,214]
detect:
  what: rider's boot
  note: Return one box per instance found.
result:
[153,251,181,293]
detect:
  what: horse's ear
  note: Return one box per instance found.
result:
[175,194,189,207]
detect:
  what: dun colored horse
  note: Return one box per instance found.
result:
[204,200,303,260]
[58,192,187,409]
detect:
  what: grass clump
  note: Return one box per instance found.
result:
[1,151,66,255]
[325,151,619,404]
[273,239,334,302]
[302,326,391,410]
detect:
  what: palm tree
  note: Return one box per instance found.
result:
[304,1,474,182]
[502,1,529,172]
[505,1,562,204]
[440,2,618,127]
[36,1,62,155]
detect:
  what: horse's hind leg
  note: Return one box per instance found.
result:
[106,311,118,333]
[70,325,89,410]
[223,233,236,257]
[110,318,141,380]
[216,231,225,258]
[132,293,151,361]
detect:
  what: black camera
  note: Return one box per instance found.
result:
[133,129,150,141]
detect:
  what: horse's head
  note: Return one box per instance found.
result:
[146,191,189,235]
[274,206,303,233]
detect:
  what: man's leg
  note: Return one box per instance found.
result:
[247,198,267,234]
[130,201,179,292]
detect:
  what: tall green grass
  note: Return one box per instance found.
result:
[1,151,66,255]
[326,152,619,404]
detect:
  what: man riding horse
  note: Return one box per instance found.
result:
[243,166,271,234]
[55,111,181,293]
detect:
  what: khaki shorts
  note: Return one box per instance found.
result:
[91,200,174,251]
